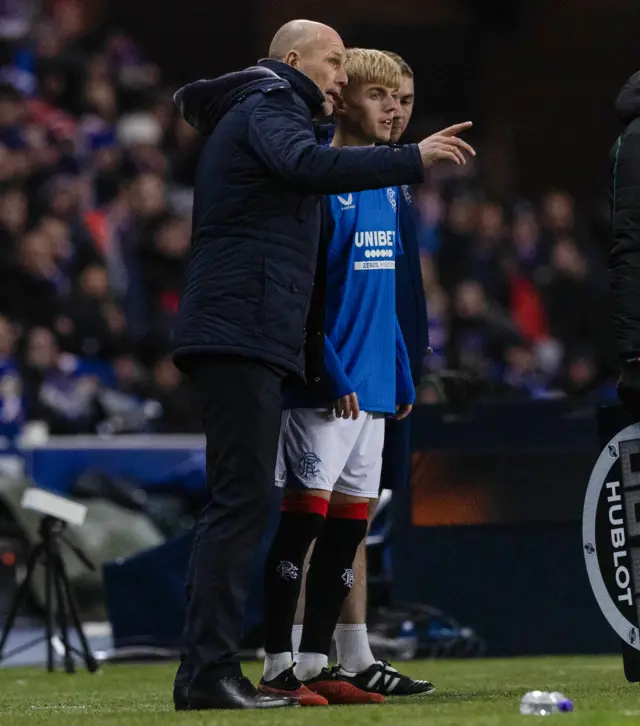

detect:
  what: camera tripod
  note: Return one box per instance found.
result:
[0,515,98,673]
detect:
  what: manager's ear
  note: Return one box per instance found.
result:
[283,50,301,69]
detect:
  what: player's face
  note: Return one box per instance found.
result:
[389,74,415,143]
[295,30,348,116]
[341,83,398,144]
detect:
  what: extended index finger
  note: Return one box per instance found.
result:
[438,121,473,137]
[445,135,476,157]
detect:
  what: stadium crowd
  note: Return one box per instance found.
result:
[0,0,617,434]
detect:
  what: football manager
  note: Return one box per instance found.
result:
[171,18,475,711]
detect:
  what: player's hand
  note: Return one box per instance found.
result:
[395,403,413,421]
[332,392,360,420]
[418,122,475,167]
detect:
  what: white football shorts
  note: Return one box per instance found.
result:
[275,408,385,499]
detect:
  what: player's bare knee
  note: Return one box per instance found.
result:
[330,491,369,505]
[283,488,331,502]
[367,498,377,525]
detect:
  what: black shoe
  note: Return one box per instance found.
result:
[333,660,435,696]
[188,675,300,710]
[173,685,189,711]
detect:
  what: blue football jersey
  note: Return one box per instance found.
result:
[322,186,414,414]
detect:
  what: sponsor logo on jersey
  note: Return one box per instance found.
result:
[337,193,355,211]
[354,230,395,247]
[353,229,396,269]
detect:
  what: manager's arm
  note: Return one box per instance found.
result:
[248,93,424,194]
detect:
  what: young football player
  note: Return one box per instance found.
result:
[260,48,415,706]
[330,50,435,698]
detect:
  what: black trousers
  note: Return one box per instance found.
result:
[174,354,285,692]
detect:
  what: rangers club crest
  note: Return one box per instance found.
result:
[387,187,397,212]
[342,568,355,589]
[299,452,321,479]
[276,561,300,581]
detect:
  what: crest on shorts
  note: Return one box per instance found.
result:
[342,568,355,589]
[299,452,321,479]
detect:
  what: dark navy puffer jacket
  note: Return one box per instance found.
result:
[172,59,424,379]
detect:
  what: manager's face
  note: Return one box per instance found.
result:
[293,28,348,116]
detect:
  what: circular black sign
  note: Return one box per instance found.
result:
[583,424,640,649]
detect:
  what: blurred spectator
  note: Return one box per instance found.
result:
[0,83,26,153]
[424,286,448,372]
[83,72,119,123]
[541,190,578,241]
[435,192,477,291]
[1,228,61,327]
[507,205,549,345]
[137,212,189,343]
[463,200,510,307]
[56,262,128,358]
[39,213,100,278]
[0,184,28,259]
[510,203,545,277]
[0,0,37,43]
[145,354,200,433]
[22,326,103,434]
[499,344,550,400]
[537,236,605,356]
[118,111,167,176]
[448,280,522,379]
[415,187,444,255]
[167,116,202,187]
[0,314,23,423]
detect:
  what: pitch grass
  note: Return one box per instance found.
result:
[0,656,638,725]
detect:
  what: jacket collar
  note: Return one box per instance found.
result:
[258,58,325,116]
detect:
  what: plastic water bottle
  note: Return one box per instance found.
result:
[395,620,418,661]
[520,691,574,715]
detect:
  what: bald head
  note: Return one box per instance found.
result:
[267,19,347,116]
[269,20,339,60]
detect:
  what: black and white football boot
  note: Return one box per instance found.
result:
[332,660,435,696]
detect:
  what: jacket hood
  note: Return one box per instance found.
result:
[615,70,640,124]
[173,66,287,134]
[257,58,326,116]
